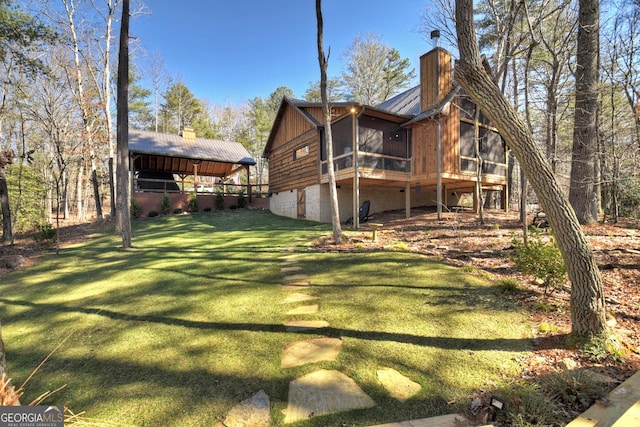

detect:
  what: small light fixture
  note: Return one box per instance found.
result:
[350,106,356,114]
[490,396,505,411]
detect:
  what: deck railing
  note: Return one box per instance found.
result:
[321,152,412,175]
[134,178,269,198]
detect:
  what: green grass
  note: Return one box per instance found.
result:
[0,210,531,426]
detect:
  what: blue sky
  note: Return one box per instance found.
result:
[133,0,435,105]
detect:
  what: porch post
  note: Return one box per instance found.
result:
[247,165,252,204]
[473,185,480,214]
[405,181,411,218]
[352,107,360,229]
[192,161,200,197]
[436,120,442,220]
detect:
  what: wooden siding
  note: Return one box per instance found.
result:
[411,98,460,177]
[420,48,452,111]
[268,128,320,193]
[267,104,351,193]
[303,106,349,124]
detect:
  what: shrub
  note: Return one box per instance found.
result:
[237,189,246,209]
[509,229,566,295]
[148,210,159,217]
[33,222,56,246]
[130,198,142,219]
[203,207,212,212]
[215,191,225,210]
[160,193,172,215]
[188,193,199,212]
[173,208,183,214]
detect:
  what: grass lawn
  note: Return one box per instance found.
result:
[0,210,531,426]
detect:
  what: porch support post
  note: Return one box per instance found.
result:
[246,165,252,204]
[193,161,200,194]
[473,185,480,214]
[436,120,442,220]
[352,107,360,229]
[405,181,411,218]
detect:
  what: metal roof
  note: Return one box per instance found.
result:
[129,129,256,166]
[376,86,421,116]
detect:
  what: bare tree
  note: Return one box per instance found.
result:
[454,0,607,336]
[568,0,600,224]
[316,0,341,244]
[116,0,131,247]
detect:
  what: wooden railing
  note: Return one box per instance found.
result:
[134,178,269,198]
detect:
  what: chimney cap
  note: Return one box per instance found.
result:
[430,30,441,40]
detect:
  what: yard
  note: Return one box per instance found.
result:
[0,208,638,426]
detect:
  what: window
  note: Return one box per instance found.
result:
[294,145,310,160]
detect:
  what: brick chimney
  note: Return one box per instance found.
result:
[420,46,452,112]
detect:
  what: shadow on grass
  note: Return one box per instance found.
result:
[0,297,536,352]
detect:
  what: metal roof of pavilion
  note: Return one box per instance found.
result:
[129,129,256,177]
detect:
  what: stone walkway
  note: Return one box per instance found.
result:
[219,245,469,426]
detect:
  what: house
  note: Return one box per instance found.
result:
[129,128,266,215]
[262,46,508,225]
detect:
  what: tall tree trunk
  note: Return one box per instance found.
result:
[116,0,132,248]
[0,151,13,243]
[455,0,607,336]
[569,0,600,224]
[316,0,342,244]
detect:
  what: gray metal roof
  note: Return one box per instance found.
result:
[129,129,256,165]
[376,86,421,116]
[404,86,461,125]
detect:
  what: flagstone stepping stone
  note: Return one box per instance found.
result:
[286,304,319,315]
[284,274,309,282]
[282,282,310,291]
[280,260,298,266]
[376,367,422,402]
[223,390,272,427]
[281,266,302,273]
[281,337,342,368]
[283,293,319,304]
[367,413,471,427]
[284,320,330,331]
[283,369,375,424]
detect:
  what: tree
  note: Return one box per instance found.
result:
[304,77,342,102]
[159,82,202,134]
[568,0,600,224]
[129,68,153,129]
[340,32,415,105]
[316,0,341,244]
[454,0,607,336]
[0,0,54,243]
[0,0,55,73]
[116,0,131,248]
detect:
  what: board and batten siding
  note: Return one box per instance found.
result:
[267,105,320,193]
[410,99,461,177]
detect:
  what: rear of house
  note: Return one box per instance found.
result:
[263,47,508,224]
